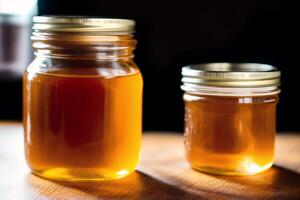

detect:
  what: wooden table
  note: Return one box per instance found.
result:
[0,122,300,200]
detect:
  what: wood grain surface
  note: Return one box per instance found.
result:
[0,122,300,200]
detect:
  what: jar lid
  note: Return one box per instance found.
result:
[182,63,281,88]
[32,16,135,33]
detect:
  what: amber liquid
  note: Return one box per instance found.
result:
[184,94,278,175]
[23,68,143,181]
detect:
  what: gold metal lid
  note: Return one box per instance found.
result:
[32,16,135,32]
[182,63,281,88]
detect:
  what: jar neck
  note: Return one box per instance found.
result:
[181,84,280,97]
[32,30,136,61]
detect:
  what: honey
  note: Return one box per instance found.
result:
[181,63,281,175]
[184,94,278,175]
[23,16,143,181]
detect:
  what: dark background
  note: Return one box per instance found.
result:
[0,0,298,132]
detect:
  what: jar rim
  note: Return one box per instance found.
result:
[32,16,135,33]
[182,63,281,88]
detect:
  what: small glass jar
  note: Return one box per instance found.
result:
[23,16,143,181]
[181,63,280,176]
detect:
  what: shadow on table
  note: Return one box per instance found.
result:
[25,166,300,200]
[136,165,300,200]
[25,170,198,200]
[206,165,300,200]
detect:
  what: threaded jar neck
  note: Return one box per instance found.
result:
[31,16,136,61]
[181,63,281,96]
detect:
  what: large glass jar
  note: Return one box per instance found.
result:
[181,63,280,176]
[23,16,143,181]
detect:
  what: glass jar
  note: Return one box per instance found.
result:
[0,0,37,77]
[181,63,280,176]
[23,16,143,181]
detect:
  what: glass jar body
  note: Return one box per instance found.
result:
[23,56,143,181]
[183,92,279,175]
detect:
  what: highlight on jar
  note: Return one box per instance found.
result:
[181,63,281,176]
[23,16,143,181]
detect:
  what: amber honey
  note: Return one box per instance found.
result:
[181,63,281,175]
[23,16,143,181]
[23,68,142,181]
[184,94,278,175]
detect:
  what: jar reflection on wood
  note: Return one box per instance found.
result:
[181,63,280,175]
[23,16,143,181]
